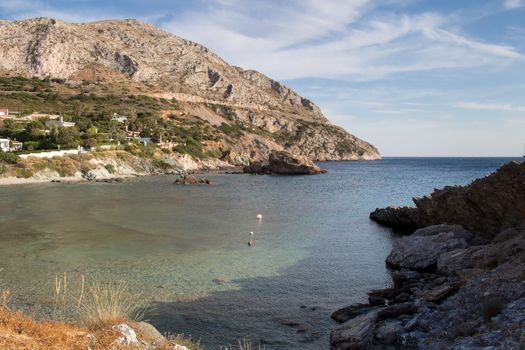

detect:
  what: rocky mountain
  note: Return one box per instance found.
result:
[0,17,380,162]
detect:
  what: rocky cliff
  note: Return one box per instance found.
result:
[370,161,525,239]
[331,161,525,349]
[0,17,380,162]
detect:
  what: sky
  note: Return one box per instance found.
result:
[1,1,524,156]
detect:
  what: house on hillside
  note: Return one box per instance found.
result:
[0,108,8,116]
[45,116,76,128]
[139,137,153,146]
[125,125,141,141]
[0,138,23,152]
[111,113,128,123]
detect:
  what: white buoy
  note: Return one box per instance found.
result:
[250,231,254,235]
[256,214,263,220]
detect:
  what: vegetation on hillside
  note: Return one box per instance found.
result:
[0,76,248,161]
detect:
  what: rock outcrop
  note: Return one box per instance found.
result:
[173,174,211,185]
[0,17,380,162]
[243,151,325,175]
[370,161,525,239]
[331,161,525,349]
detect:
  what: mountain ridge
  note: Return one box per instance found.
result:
[0,17,380,161]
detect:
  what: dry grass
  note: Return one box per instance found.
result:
[0,304,89,349]
[0,271,202,350]
[51,273,150,329]
[78,279,150,329]
[229,339,265,350]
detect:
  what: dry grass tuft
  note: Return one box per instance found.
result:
[78,279,150,329]
[0,271,201,350]
[229,338,265,350]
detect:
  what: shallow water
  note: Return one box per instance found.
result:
[0,157,519,348]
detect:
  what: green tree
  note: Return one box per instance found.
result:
[57,127,80,148]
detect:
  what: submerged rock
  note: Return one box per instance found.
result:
[174,174,211,185]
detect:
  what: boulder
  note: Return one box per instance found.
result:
[330,310,377,350]
[133,322,166,345]
[243,161,265,174]
[386,225,471,270]
[377,303,418,320]
[266,151,325,175]
[374,320,403,345]
[112,324,138,345]
[331,303,375,323]
[421,284,455,303]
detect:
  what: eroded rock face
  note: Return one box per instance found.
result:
[370,161,525,238]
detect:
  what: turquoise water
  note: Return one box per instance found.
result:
[0,157,519,348]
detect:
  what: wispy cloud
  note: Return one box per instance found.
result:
[456,101,525,112]
[504,0,524,9]
[162,1,524,81]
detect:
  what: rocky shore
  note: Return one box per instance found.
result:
[331,161,525,349]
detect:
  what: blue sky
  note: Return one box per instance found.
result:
[1,0,524,156]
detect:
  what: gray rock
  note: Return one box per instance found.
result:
[386,225,471,270]
[112,323,138,345]
[377,303,418,320]
[370,161,525,238]
[374,320,403,345]
[174,175,211,185]
[133,322,166,345]
[421,284,455,303]
[330,310,377,350]
[331,303,375,323]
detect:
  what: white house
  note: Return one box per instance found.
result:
[0,108,8,116]
[139,137,153,146]
[45,116,76,128]
[0,138,23,152]
[111,113,128,123]
[0,139,9,152]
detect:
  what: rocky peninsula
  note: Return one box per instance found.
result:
[331,161,525,349]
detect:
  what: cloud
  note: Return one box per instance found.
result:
[504,0,524,9]
[456,101,525,112]
[162,1,524,81]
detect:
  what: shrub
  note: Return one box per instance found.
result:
[0,152,19,164]
[24,141,40,151]
[16,168,33,178]
[152,158,171,170]
[104,164,115,174]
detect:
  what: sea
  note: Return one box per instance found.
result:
[0,157,520,349]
